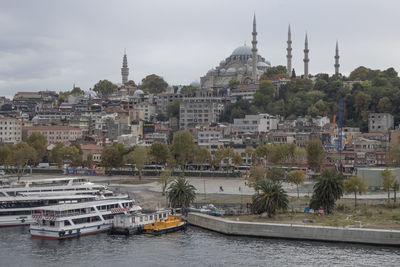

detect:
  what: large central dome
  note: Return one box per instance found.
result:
[231,45,252,56]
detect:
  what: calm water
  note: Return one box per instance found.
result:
[0,226,399,267]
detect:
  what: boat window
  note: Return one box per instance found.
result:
[145,216,148,222]
[154,215,157,220]
[50,221,55,227]
[102,214,114,220]
[140,217,143,222]
[150,215,153,220]
[64,220,71,226]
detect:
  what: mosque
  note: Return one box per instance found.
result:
[200,15,270,89]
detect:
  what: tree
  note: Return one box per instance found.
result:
[101,146,122,171]
[180,85,197,95]
[389,145,400,167]
[126,146,148,180]
[344,176,368,207]
[287,170,306,198]
[260,65,288,79]
[141,74,168,94]
[228,79,240,88]
[310,168,344,214]
[149,142,169,165]
[392,180,400,203]
[266,167,285,183]
[158,170,173,195]
[71,87,84,95]
[125,80,137,87]
[59,146,82,167]
[377,97,392,113]
[85,153,94,169]
[248,165,267,187]
[167,176,196,210]
[381,168,395,202]
[49,143,65,166]
[93,80,117,98]
[170,131,196,169]
[7,142,36,180]
[26,133,47,164]
[251,179,289,217]
[0,145,12,166]
[253,80,276,112]
[195,147,211,170]
[166,100,180,118]
[306,139,325,173]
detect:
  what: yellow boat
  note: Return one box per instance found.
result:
[143,214,186,235]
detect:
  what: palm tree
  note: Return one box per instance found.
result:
[310,168,344,214]
[251,179,289,217]
[167,176,196,211]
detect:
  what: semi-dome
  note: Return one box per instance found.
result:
[190,81,200,88]
[226,67,236,73]
[220,68,226,73]
[231,45,252,56]
[133,89,144,96]
[257,61,268,67]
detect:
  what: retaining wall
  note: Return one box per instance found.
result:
[187,212,400,246]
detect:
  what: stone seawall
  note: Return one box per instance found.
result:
[187,213,400,246]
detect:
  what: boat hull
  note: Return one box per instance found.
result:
[30,223,112,240]
[146,222,187,235]
[0,216,34,227]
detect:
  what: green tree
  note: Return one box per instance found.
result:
[228,79,240,87]
[141,74,168,94]
[251,179,289,217]
[125,80,137,87]
[170,131,196,170]
[253,80,276,112]
[101,146,122,171]
[180,85,197,95]
[392,180,400,203]
[381,168,395,202]
[167,176,196,210]
[344,176,368,207]
[85,153,94,169]
[71,87,84,95]
[310,168,344,214]
[248,165,267,187]
[166,100,181,118]
[158,170,173,195]
[0,145,12,166]
[126,146,148,180]
[8,142,37,180]
[377,97,392,113]
[195,147,211,170]
[149,142,169,165]
[287,170,306,198]
[306,139,325,173]
[93,80,117,98]
[260,65,288,79]
[26,132,47,164]
[59,146,82,167]
[266,167,286,183]
[49,143,65,166]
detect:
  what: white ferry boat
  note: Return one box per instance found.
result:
[0,177,106,197]
[0,194,99,227]
[29,199,141,239]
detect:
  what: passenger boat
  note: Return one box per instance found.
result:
[109,210,170,235]
[143,213,186,235]
[29,199,141,239]
[0,194,99,227]
[0,177,106,197]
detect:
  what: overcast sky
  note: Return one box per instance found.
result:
[1,0,399,97]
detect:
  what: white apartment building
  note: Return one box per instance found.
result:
[368,113,394,133]
[133,102,156,121]
[233,113,279,133]
[0,116,22,144]
[197,127,224,147]
[179,96,225,130]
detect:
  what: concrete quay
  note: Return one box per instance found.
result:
[187,212,400,246]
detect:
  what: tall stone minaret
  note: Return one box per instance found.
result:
[286,25,292,76]
[121,50,129,84]
[334,41,340,76]
[303,33,309,78]
[251,14,258,83]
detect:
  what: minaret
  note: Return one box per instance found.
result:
[334,41,340,76]
[251,14,258,83]
[303,33,309,78]
[121,50,129,84]
[286,25,292,76]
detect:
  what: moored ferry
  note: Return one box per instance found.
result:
[29,199,141,239]
[0,194,99,227]
[0,177,106,197]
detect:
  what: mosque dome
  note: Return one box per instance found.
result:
[227,67,237,73]
[231,45,252,56]
[220,59,226,65]
[247,57,253,63]
[220,68,226,73]
[133,89,144,96]
[190,81,200,88]
[257,61,268,67]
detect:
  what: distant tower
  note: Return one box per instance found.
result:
[251,14,258,83]
[303,33,309,78]
[121,50,129,84]
[286,25,292,76]
[334,41,340,76]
